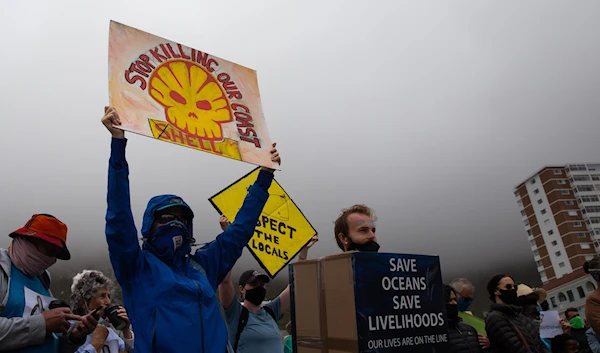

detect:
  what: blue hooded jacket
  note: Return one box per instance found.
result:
[105,138,273,353]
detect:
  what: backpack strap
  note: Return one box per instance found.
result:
[234,306,250,352]
[233,305,278,351]
[263,306,277,322]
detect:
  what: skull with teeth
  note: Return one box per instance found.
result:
[149,60,232,140]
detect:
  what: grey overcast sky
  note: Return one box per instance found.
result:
[1,0,599,286]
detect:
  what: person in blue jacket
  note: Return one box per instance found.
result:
[101,106,281,353]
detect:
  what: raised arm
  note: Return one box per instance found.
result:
[192,144,281,289]
[102,107,140,283]
[216,216,236,310]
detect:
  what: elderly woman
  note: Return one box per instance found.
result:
[70,270,134,353]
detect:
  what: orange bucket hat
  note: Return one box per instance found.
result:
[9,214,70,260]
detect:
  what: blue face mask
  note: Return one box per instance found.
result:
[144,221,191,264]
[457,297,473,312]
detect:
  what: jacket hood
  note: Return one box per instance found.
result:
[141,194,194,239]
[490,303,523,315]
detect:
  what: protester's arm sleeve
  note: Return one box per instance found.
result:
[105,138,140,283]
[587,329,600,353]
[191,170,273,288]
[0,314,47,351]
[265,296,283,320]
[72,343,98,353]
[588,296,600,336]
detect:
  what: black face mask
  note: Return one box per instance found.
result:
[348,240,380,253]
[446,304,459,320]
[244,286,266,306]
[498,289,518,305]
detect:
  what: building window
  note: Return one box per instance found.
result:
[554,169,562,175]
[559,262,565,268]
[585,206,600,214]
[557,180,566,185]
[559,293,567,302]
[581,195,600,203]
[574,175,591,181]
[518,200,523,206]
[527,229,533,236]
[567,290,575,302]
[555,251,561,256]
[570,164,588,171]
[569,211,578,216]
[565,200,574,205]
[591,217,600,224]
[574,222,582,227]
[537,260,543,267]
[541,209,547,215]
[577,185,595,192]
[587,281,597,292]
[530,240,537,247]
[530,179,536,185]
[538,199,543,205]
[561,190,570,195]
[586,255,595,261]
[578,286,586,299]
[540,270,546,277]
[521,210,527,217]
[533,250,540,256]
[578,233,586,238]
[514,190,520,197]
[534,189,540,195]
[592,174,600,181]
[589,164,600,171]
[548,230,554,235]
[581,244,591,249]
[544,219,550,225]
[551,240,558,246]
[524,219,529,226]
[550,297,557,308]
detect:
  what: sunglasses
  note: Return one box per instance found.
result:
[498,284,518,290]
[156,214,190,226]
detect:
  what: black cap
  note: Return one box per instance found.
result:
[239,270,270,286]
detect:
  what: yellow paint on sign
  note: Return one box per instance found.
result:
[209,168,317,277]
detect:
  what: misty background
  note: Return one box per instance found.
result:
[1,0,600,318]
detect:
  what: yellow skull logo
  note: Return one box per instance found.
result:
[149,60,232,141]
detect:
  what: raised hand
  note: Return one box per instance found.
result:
[102,106,125,139]
[260,143,281,173]
[219,215,231,231]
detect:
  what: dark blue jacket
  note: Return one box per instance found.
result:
[105,138,272,353]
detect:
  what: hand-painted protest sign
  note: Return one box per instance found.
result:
[209,167,316,277]
[108,20,277,169]
[353,252,448,352]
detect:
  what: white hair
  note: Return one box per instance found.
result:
[449,278,474,293]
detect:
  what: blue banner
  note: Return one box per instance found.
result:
[353,252,449,353]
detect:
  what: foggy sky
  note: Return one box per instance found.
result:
[1,0,600,289]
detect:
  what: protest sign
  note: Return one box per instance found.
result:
[209,167,317,277]
[540,311,563,339]
[108,20,277,169]
[290,252,449,353]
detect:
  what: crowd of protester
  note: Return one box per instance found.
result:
[3,106,600,353]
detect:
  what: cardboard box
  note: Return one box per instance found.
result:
[289,252,448,353]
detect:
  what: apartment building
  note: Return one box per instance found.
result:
[515,164,600,316]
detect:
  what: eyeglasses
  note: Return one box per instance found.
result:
[156,214,189,226]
